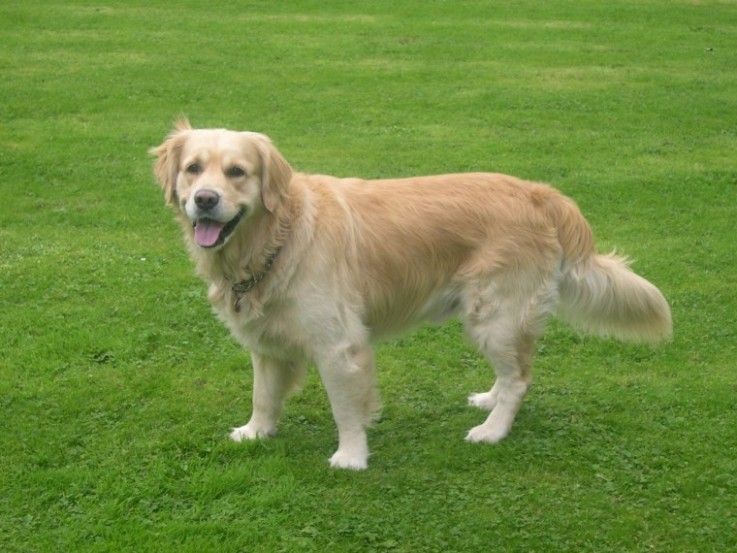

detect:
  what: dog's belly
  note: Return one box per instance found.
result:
[364,282,465,341]
[416,285,464,324]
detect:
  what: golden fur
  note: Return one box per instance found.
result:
[151,120,672,469]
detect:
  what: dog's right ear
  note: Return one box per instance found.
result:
[149,119,192,206]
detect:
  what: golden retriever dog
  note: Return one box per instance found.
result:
[150,120,671,470]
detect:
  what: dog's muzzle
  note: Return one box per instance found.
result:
[188,189,247,249]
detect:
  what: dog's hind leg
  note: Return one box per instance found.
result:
[464,277,557,443]
[230,353,306,441]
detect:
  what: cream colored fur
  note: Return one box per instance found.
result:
[150,120,672,470]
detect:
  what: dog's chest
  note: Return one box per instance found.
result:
[214,292,308,361]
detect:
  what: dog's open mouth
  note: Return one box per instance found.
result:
[193,208,246,249]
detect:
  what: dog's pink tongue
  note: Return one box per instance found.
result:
[194,219,224,247]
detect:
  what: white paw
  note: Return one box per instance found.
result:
[229,422,275,442]
[465,422,509,444]
[329,449,369,470]
[468,391,497,411]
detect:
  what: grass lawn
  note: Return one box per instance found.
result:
[2,0,736,551]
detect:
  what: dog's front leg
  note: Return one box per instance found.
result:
[230,353,305,441]
[316,343,380,470]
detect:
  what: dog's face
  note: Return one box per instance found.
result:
[150,120,292,250]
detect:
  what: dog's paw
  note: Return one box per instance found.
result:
[229,423,275,442]
[468,391,497,411]
[329,450,369,471]
[465,422,508,444]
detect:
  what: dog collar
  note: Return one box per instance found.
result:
[232,247,281,311]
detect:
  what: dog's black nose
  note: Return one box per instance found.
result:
[194,189,220,210]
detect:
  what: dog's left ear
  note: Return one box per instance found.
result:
[253,135,293,213]
[149,119,192,206]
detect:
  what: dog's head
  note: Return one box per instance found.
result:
[150,119,292,250]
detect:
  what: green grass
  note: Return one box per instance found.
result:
[2,0,736,551]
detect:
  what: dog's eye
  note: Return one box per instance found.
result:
[226,166,246,178]
[185,163,202,175]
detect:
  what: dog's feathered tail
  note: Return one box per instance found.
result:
[546,193,672,343]
[559,253,672,343]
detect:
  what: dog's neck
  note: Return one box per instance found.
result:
[189,184,313,314]
[190,206,289,295]
[230,246,282,311]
